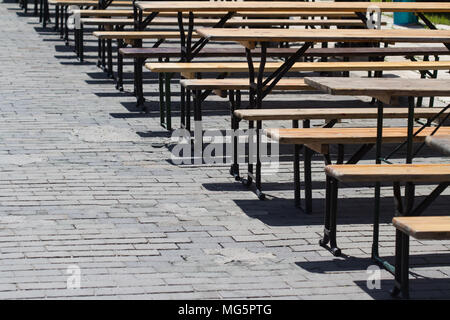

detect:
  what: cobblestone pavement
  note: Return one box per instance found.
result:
[1,1,450,299]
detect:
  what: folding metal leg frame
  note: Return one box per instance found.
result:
[133,6,235,120]
[319,95,450,297]
[241,41,313,201]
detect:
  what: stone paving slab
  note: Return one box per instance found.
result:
[0,1,449,299]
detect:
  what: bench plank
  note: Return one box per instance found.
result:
[136,1,450,13]
[93,31,201,40]
[121,46,450,59]
[325,163,450,183]
[264,127,450,145]
[146,61,450,74]
[83,17,371,27]
[393,216,450,240]
[77,9,357,18]
[305,77,450,97]
[234,107,450,121]
[181,78,313,90]
[196,28,450,47]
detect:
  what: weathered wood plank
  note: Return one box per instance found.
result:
[393,216,450,240]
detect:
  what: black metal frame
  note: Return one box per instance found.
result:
[239,42,314,200]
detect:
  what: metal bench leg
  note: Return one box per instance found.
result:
[302,120,313,213]
[135,57,145,108]
[193,89,202,156]
[96,26,102,67]
[242,120,254,187]
[43,0,49,28]
[303,147,313,214]
[392,230,410,299]
[186,88,191,132]
[107,39,113,79]
[39,0,43,22]
[79,24,84,63]
[54,4,59,31]
[320,176,341,256]
[64,6,69,46]
[255,120,265,200]
[230,90,240,181]
[165,72,172,130]
[292,120,301,208]
[158,71,165,125]
[116,40,124,91]
[101,39,106,71]
[60,6,64,39]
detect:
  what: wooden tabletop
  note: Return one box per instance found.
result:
[135,2,450,13]
[49,0,131,5]
[196,28,450,49]
[425,135,450,156]
[304,78,450,98]
[77,9,356,18]
[81,17,372,27]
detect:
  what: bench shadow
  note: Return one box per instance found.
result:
[228,194,450,227]
[354,278,450,299]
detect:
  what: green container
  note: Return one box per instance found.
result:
[394,0,419,25]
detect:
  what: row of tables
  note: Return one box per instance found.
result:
[132,1,450,297]
[34,0,450,298]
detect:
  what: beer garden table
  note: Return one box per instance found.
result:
[195,27,450,269]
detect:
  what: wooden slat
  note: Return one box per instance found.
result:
[304,77,450,97]
[264,127,450,144]
[49,0,131,5]
[197,28,450,46]
[93,31,201,40]
[234,107,450,121]
[81,18,134,25]
[81,17,371,27]
[120,46,450,59]
[136,2,450,13]
[146,61,450,74]
[325,163,450,183]
[180,78,313,90]
[77,9,357,18]
[393,216,450,240]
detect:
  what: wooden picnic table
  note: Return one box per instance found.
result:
[303,76,450,269]
[197,28,450,49]
[425,135,450,156]
[196,27,450,249]
[197,28,450,111]
[135,1,450,13]
[134,1,450,62]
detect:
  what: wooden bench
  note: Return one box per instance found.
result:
[82,17,370,28]
[167,59,448,130]
[114,46,448,124]
[325,163,450,183]
[321,162,450,259]
[235,108,449,122]
[121,46,450,59]
[263,126,450,211]
[91,31,202,78]
[76,9,358,18]
[392,216,450,299]
[147,61,450,77]
[79,16,374,60]
[233,108,450,200]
